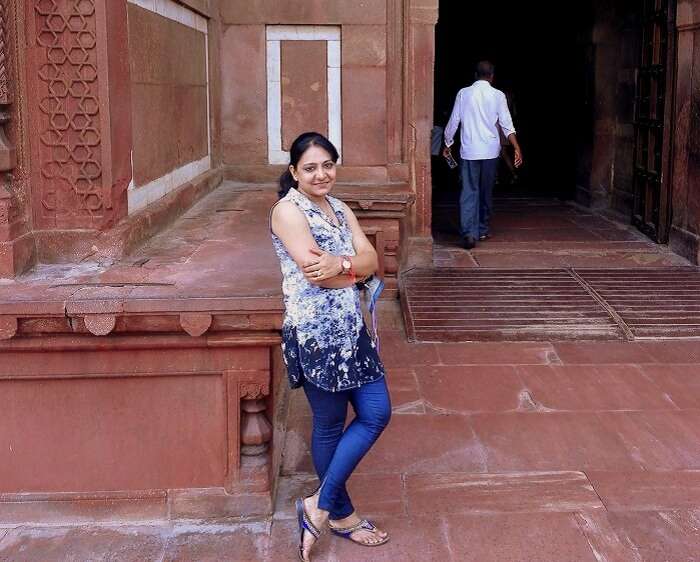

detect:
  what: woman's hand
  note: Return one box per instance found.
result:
[303,248,343,282]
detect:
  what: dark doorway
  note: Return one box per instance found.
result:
[433,2,578,203]
[432,1,675,245]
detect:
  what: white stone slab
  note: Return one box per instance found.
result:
[327,66,342,163]
[327,40,341,68]
[267,25,340,41]
[128,155,211,214]
[266,77,282,154]
[127,0,207,34]
[266,26,343,165]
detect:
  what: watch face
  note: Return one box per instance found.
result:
[342,259,351,270]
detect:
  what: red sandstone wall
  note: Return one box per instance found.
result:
[0,340,272,500]
[127,4,209,187]
[670,0,700,262]
[219,24,267,165]
[281,40,328,151]
[218,0,390,177]
[24,0,132,232]
[217,0,431,267]
[342,24,388,166]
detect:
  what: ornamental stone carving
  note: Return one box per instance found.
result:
[83,313,116,335]
[33,0,105,227]
[179,312,212,337]
[0,315,17,339]
[0,0,10,105]
[0,0,14,174]
[240,397,272,456]
[240,381,270,400]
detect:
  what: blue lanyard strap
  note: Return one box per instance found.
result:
[358,276,384,352]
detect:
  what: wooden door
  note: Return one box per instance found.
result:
[632,0,676,242]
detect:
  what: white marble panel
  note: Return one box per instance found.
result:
[270,149,291,165]
[327,66,342,163]
[327,40,341,68]
[129,0,155,12]
[267,25,340,41]
[127,0,207,34]
[266,26,342,164]
[267,76,282,153]
[266,39,281,80]
[128,155,211,214]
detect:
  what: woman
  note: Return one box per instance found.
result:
[270,132,391,561]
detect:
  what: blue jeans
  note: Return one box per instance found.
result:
[303,377,392,520]
[459,158,498,239]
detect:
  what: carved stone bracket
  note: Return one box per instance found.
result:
[179,312,212,337]
[0,315,17,339]
[241,398,272,456]
[224,370,272,493]
[240,375,272,455]
[0,183,17,232]
[240,380,269,400]
[84,314,116,336]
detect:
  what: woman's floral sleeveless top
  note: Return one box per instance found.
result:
[271,188,383,392]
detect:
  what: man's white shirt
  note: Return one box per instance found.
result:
[444,80,516,161]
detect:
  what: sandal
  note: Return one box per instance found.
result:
[295,497,322,561]
[329,518,390,547]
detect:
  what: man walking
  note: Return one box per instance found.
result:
[443,61,522,249]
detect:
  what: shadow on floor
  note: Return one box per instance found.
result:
[432,196,690,269]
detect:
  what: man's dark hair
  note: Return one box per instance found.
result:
[475,60,494,78]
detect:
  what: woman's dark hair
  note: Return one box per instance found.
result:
[278,132,340,198]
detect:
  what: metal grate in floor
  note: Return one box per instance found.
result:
[577,268,700,339]
[401,268,622,342]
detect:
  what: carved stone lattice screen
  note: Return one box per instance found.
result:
[31,0,106,229]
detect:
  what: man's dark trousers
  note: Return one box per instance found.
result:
[459,157,498,240]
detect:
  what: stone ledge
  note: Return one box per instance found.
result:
[0,310,283,342]
[96,167,225,261]
[0,168,225,278]
[334,182,414,217]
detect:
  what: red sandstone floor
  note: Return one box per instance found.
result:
[3,312,700,561]
[2,191,700,560]
[432,198,690,268]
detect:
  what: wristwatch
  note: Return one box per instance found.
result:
[341,256,353,275]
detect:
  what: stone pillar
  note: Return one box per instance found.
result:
[225,370,273,494]
[669,0,700,262]
[238,383,273,493]
[0,2,14,172]
[386,0,405,178]
[0,0,31,277]
[403,0,437,269]
[240,395,272,457]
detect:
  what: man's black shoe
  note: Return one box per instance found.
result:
[479,233,491,241]
[462,236,476,249]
